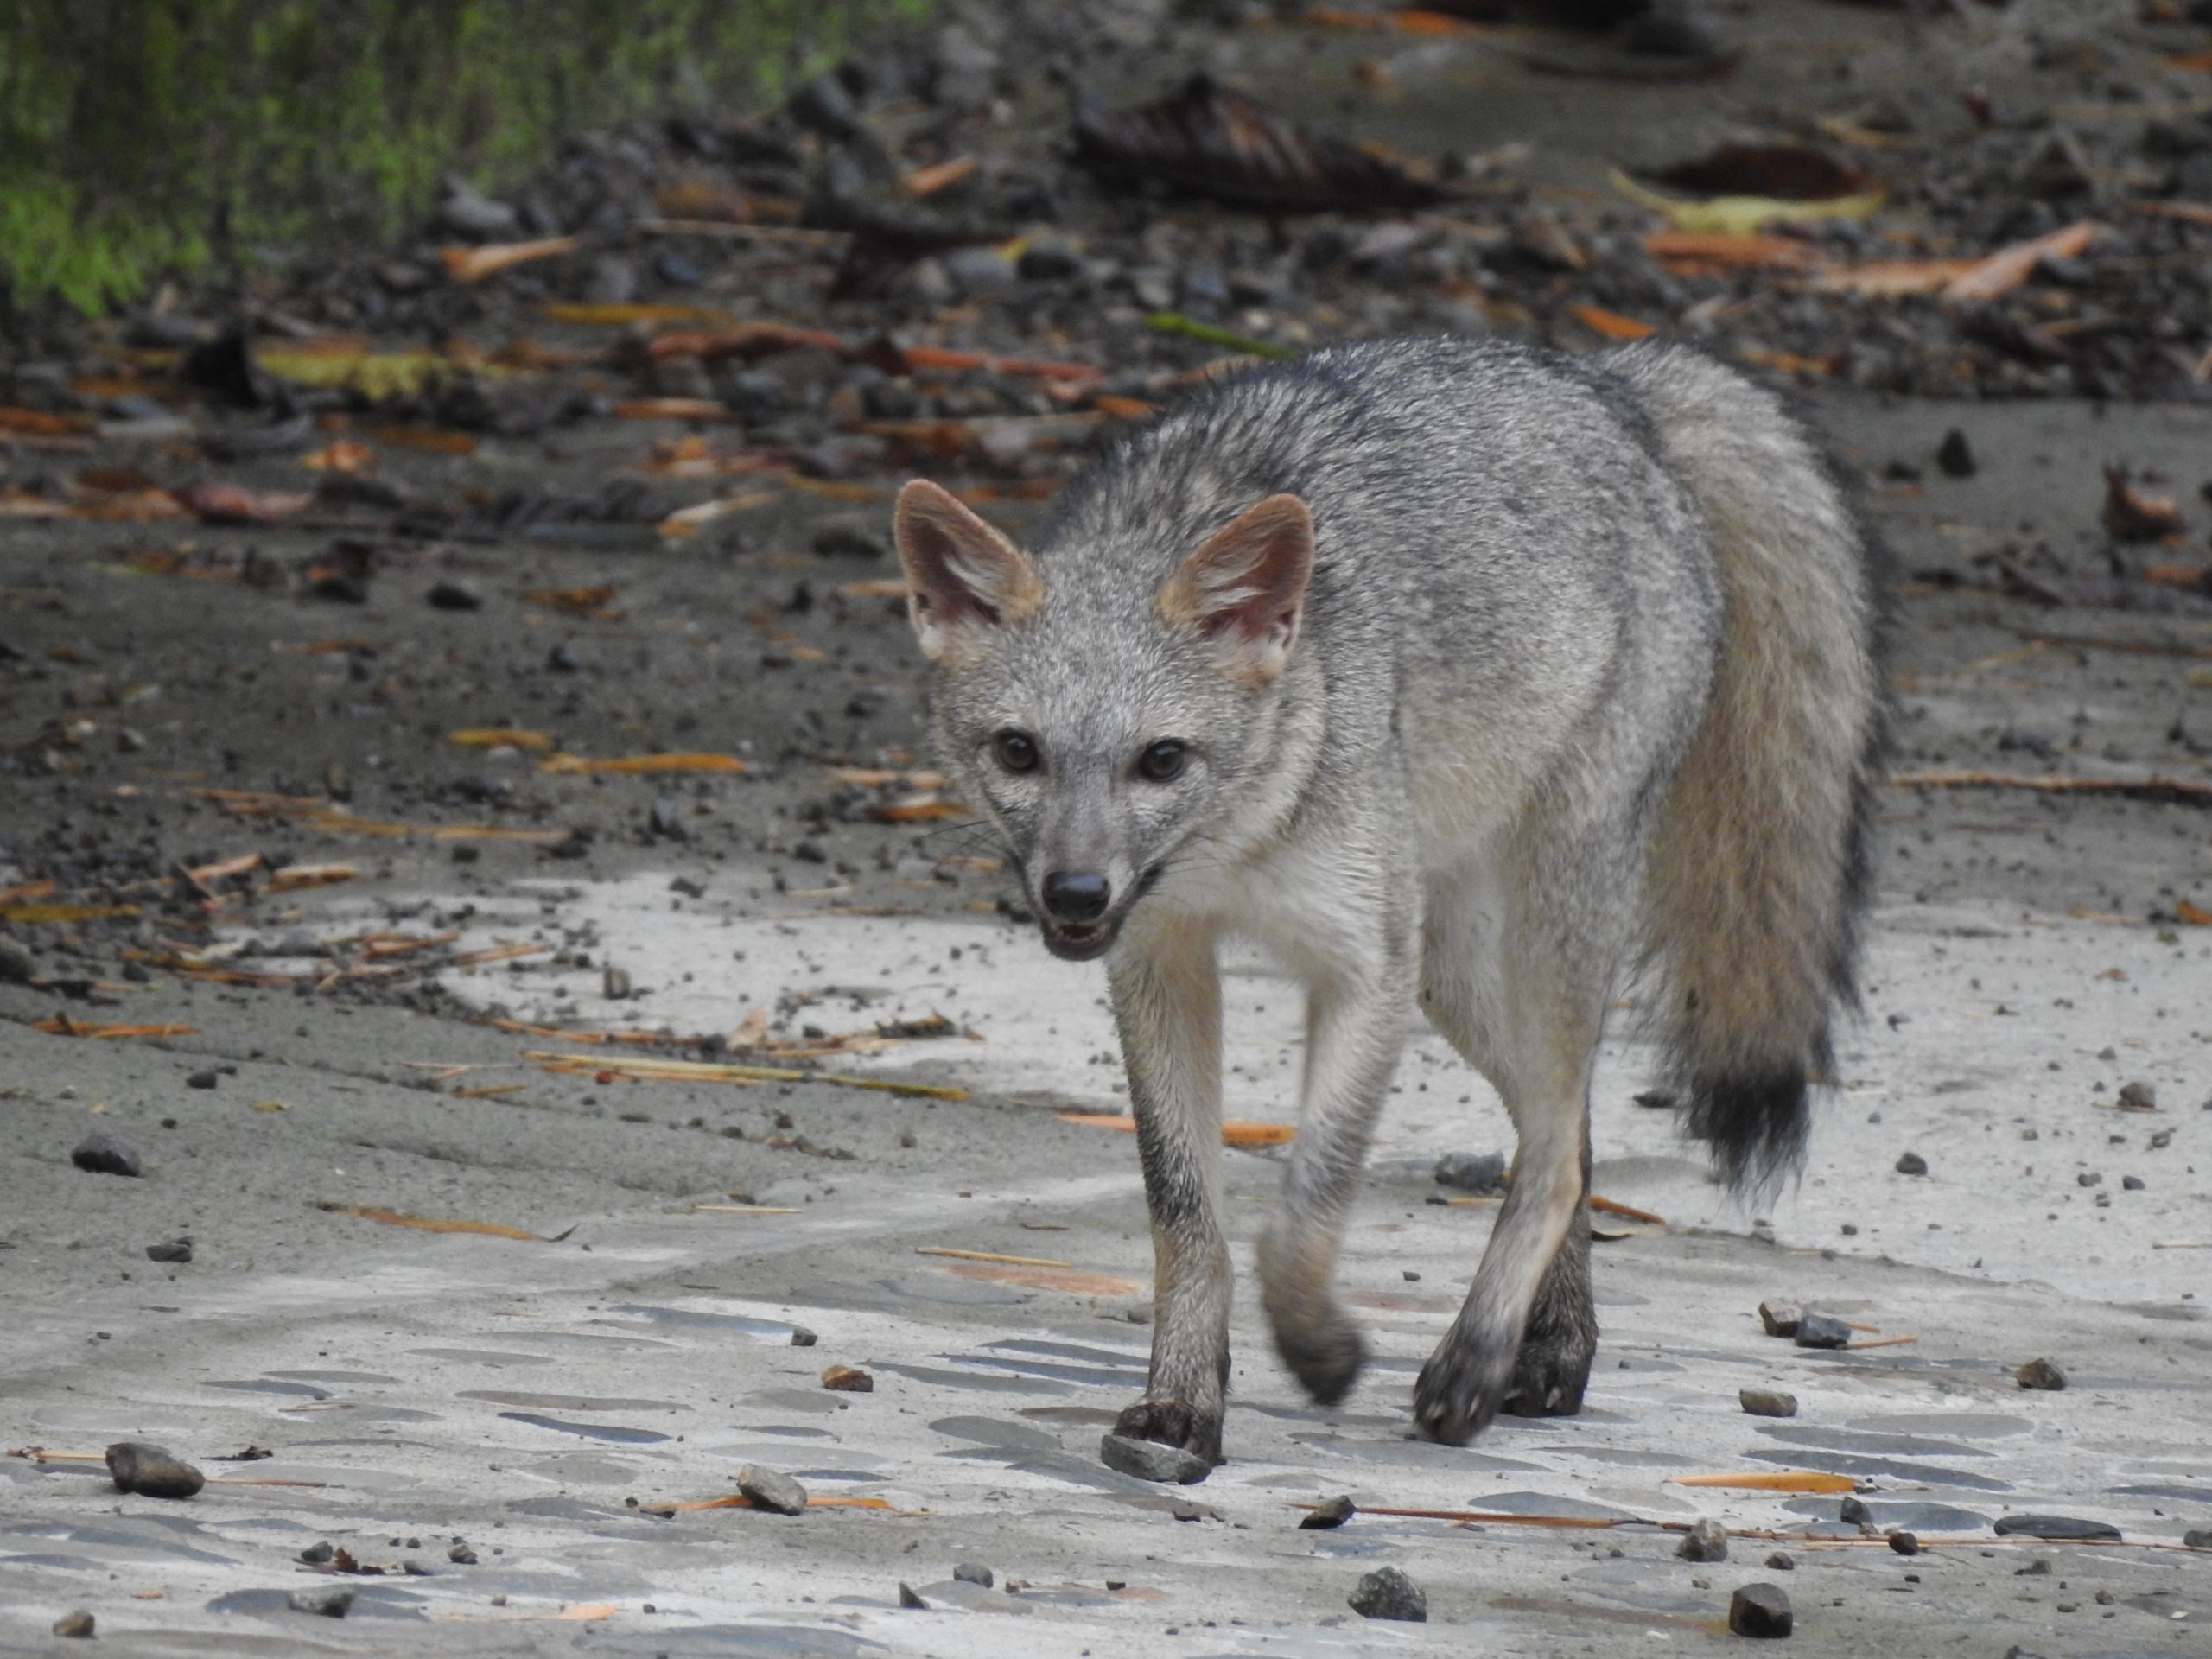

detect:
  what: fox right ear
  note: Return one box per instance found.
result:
[893,479,1043,663]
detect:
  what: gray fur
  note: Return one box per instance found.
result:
[893,334,1884,1465]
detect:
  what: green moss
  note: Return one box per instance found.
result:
[0,0,925,315]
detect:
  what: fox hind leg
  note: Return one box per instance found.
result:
[1500,1128,1595,1418]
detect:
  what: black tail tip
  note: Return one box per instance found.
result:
[1679,1065,1811,1195]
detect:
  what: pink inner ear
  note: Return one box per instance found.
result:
[894,479,1039,631]
[1184,493,1313,643]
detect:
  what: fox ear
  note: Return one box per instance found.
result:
[1156,493,1313,684]
[893,479,1044,662]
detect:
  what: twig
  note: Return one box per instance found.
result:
[1891,769,2212,806]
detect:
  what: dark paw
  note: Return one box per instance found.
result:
[1499,1338,1593,1419]
[1412,1338,1514,1446]
[1113,1397,1223,1468]
[1274,1319,1369,1408]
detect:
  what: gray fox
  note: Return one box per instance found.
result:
[892,336,1885,1472]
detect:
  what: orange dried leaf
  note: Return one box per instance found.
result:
[613,397,732,422]
[438,236,582,283]
[1942,219,2102,302]
[1058,1112,1296,1148]
[3,902,142,924]
[0,405,92,436]
[537,752,745,775]
[301,439,377,474]
[1570,304,1656,341]
[2101,466,2185,543]
[1645,231,1818,270]
[33,1017,194,1039]
[0,878,57,903]
[315,1203,568,1242]
[1669,1471,1856,1493]
[944,1262,1143,1296]
[521,585,618,613]
[2177,899,2212,926]
[267,863,357,893]
[1092,393,1156,418]
[902,156,979,196]
[449,728,554,751]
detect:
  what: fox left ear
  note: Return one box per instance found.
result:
[893,479,1044,664]
[1156,493,1313,684]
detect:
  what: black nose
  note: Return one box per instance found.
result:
[1041,870,1111,923]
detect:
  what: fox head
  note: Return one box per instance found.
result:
[893,477,1314,962]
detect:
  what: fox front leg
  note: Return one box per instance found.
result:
[1108,927,1232,1471]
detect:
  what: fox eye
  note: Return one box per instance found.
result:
[1137,739,1186,782]
[994,730,1040,773]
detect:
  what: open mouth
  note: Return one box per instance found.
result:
[1040,918,1116,962]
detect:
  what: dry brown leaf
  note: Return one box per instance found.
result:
[537,752,746,775]
[520,585,618,613]
[33,1017,194,1039]
[449,728,555,751]
[301,439,377,473]
[916,1247,1072,1268]
[267,863,357,893]
[1644,230,1820,270]
[2101,466,2185,542]
[1570,304,1656,341]
[2177,899,2212,926]
[438,236,582,283]
[1669,1471,1855,1493]
[1057,1112,1296,1148]
[944,1262,1143,1296]
[902,155,978,196]
[315,1202,571,1242]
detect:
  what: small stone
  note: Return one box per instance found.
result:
[1678,1518,1729,1563]
[789,1325,818,1347]
[2183,1528,2210,1548]
[898,1581,929,1609]
[0,937,36,982]
[1935,429,1976,478]
[53,1611,94,1638]
[736,1463,808,1516]
[1889,1529,1921,1555]
[2121,1174,2145,1191]
[105,1440,203,1498]
[1347,1566,1427,1622]
[2016,1357,2067,1391]
[73,1133,142,1178]
[1099,1433,1211,1485]
[1170,1498,1205,1522]
[426,580,484,611]
[448,1542,478,1564]
[1433,1149,1506,1192]
[1301,1494,1357,1529]
[1739,1388,1798,1419]
[1839,1496,1874,1527]
[1757,1300,1802,1338]
[1729,1582,1794,1637]
[186,1069,219,1090]
[952,1560,993,1587]
[602,965,632,1001]
[145,1238,193,1263]
[1993,1514,2120,1541]
[2117,1080,2156,1109]
[821,1363,874,1392]
[1764,1551,1795,1571]
[1793,1312,1853,1349]
[299,1541,334,1564]
[2076,1171,2101,1188]
[288,1587,354,1618]
[1894,1150,1928,1176]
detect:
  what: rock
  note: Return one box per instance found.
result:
[736,1463,809,1516]
[106,1441,203,1498]
[1764,1551,1795,1571]
[145,1238,193,1263]
[1017,236,1084,280]
[790,1325,818,1347]
[2118,1080,2157,1109]
[186,1069,219,1090]
[1889,1529,1921,1556]
[1894,1150,1928,1176]
[436,177,520,240]
[821,1363,874,1392]
[2015,1357,2066,1391]
[1993,1514,2120,1541]
[1793,1312,1853,1349]
[73,1133,142,1178]
[602,966,632,1000]
[2183,1528,2210,1548]
[1347,1566,1427,1622]
[53,1611,94,1638]
[1757,1300,1802,1338]
[288,1587,354,1618]
[1839,1495,1873,1527]
[898,1581,928,1609]
[1729,1582,1793,1637]
[0,936,35,982]
[427,580,484,611]
[944,247,1019,299]
[1678,1518,1728,1562]
[953,1560,993,1587]
[298,1541,334,1564]
[1300,1494,1357,1529]
[1935,428,1976,477]
[448,1542,478,1564]
[2121,1174,2145,1191]
[2076,1171,2101,1188]
[1099,1433,1211,1485]
[1739,1388,1797,1418]
[1433,1150,1507,1192]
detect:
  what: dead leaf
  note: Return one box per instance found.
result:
[2,901,141,923]
[169,480,312,525]
[2101,466,2185,542]
[437,236,582,283]
[32,1017,194,1039]
[520,585,618,614]
[1940,219,2104,302]
[1669,1471,1855,1494]
[449,728,555,751]
[537,751,746,775]
[944,1262,1143,1296]
[369,424,478,454]
[1644,230,1820,271]
[1891,769,2212,806]
[0,405,92,436]
[2177,899,2212,926]
[538,301,736,327]
[301,439,377,474]
[1612,168,1883,234]
[1073,73,1448,213]
[1057,1111,1296,1148]
[1571,304,1656,340]
[315,1202,572,1242]
[530,1051,968,1100]
[267,863,357,893]
[916,1247,1072,1268]
[902,155,978,196]
[641,1494,893,1515]
[613,397,733,422]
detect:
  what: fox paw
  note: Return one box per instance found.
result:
[1274,1318,1369,1408]
[1112,1397,1223,1468]
[1411,1338,1515,1446]
[1499,1337,1593,1419]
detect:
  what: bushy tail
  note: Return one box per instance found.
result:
[1608,344,1887,1193]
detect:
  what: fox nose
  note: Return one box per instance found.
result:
[1041,871,1111,924]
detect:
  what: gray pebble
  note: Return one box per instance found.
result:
[1794,1312,1853,1349]
[1894,1150,1928,1176]
[1758,1300,1802,1338]
[288,1587,355,1618]
[1433,1149,1506,1192]
[105,1441,203,1498]
[2121,1174,2145,1191]
[2183,1529,2209,1548]
[1729,1581,1794,1637]
[1300,1493,1356,1529]
[1739,1388,1798,1419]
[144,1238,193,1263]
[2015,1357,2067,1391]
[790,1325,818,1347]
[0,937,35,982]
[1764,1551,1795,1571]
[1347,1565,1427,1622]
[1098,1433,1211,1485]
[186,1069,219,1090]
[898,1581,928,1609]
[2118,1080,2156,1109]
[52,1611,94,1638]
[73,1133,141,1178]
[1889,1529,1921,1556]
[737,1463,809,1516]
[1840,1495,1873,1527]
[952,1560,993,1587]
[1935,429,1975,478]
[1678,1518,1728,1562]
[1993,1514,2120,1541]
